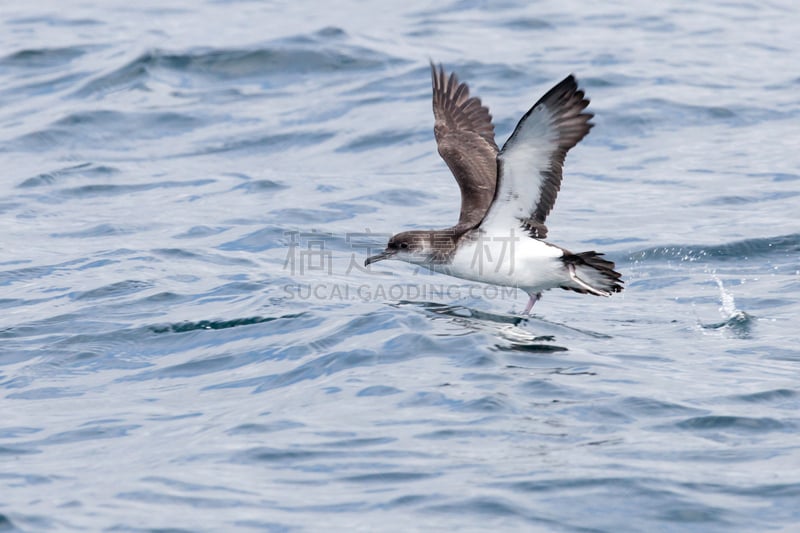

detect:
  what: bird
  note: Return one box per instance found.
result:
[365,63,623,313]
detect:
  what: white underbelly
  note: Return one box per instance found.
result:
[440,234,567,292]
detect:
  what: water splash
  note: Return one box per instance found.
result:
[699,275,754,339]
[715,276,737,318]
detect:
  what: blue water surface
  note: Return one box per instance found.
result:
[1,0,799,531]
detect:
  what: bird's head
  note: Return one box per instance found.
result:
[364,231,436,266]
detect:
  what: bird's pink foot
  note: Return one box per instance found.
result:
[523,292,541,314]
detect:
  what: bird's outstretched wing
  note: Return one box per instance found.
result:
[431,63,499,230]
[478,75,592,239]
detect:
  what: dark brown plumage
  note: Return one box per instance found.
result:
[431,63,499,231]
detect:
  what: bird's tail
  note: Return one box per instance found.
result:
[561,252,623,296]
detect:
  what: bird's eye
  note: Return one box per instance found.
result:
[400,242,409,249]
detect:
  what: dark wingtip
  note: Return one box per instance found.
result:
[552,73,584,102]
[541,73,594,137]
[430,60,448,92]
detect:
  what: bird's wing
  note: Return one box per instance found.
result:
[478,75,592,239]
[431,63,499,230]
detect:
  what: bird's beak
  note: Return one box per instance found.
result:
[364,250,395,266]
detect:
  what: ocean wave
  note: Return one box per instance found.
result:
[630,233,800,262]
[7,110,205,152]
[74,28,400,98]
[17,162,118,188]
[0,46,90,69]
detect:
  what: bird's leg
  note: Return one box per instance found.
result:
[523,292,541,315]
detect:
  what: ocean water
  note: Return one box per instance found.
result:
[1,0,799,531]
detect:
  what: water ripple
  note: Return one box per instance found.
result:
[2,2,799,532]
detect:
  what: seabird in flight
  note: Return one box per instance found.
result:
[365,63,623,313]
